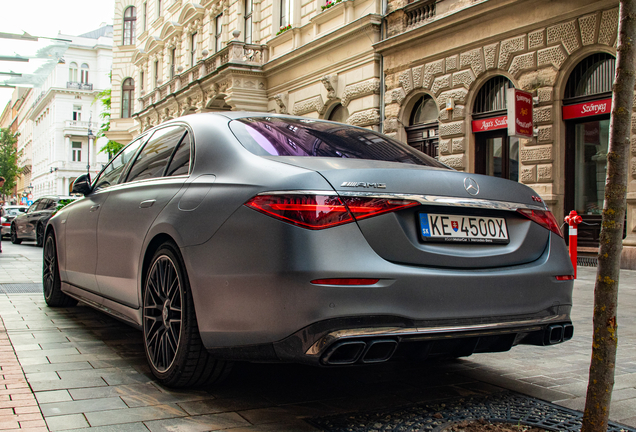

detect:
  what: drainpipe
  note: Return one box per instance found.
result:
[379,0,387,133]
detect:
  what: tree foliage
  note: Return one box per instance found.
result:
[93,88,124,158]
[581,1,635,431]
[0,128,22,197]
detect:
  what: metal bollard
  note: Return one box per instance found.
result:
[564,210,582,279]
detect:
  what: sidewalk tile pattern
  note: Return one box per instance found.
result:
[0,242,635,430]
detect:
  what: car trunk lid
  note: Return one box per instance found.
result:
[267,157,553,269]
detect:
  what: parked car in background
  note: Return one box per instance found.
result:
[44,113,574,388]
[1,205,28,238]
[11,197,75,246]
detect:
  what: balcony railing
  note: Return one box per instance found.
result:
[405,0,436,28]
[65,120,99,130]
[67,82,94,90]
[139,41,269,111]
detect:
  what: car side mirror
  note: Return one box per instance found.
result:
[72,174,92,195]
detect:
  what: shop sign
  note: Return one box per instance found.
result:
[471,115,508,132]
[562,98,612,120]
[507,88,533,138]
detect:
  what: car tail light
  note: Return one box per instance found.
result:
[311,278,380,285]
[244,194,418,230]
[516,208,563,238]
[555,275,574,281]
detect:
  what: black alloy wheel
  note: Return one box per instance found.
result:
[144,253,184,374]
[10,224,21,244]
[36,223,44,247]
[143,242,231,387]
[43,232,77,307]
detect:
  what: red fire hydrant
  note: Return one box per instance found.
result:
[564,210,582,279]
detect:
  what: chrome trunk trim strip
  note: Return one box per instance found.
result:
[258,191,547,212]
[305,314,569,356]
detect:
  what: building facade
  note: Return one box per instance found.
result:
[378,0,634,266]
[109,0,636,268]
[0,88,31,204]
[108,0,383,142]
[27,26,113,198]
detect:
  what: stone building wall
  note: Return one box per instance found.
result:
[379,0,636,267]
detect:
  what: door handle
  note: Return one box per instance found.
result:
[140,200,156,208]
[90,205,101,212]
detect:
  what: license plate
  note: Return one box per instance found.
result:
[419,213,509,244]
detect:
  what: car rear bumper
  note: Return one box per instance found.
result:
[181,207,574,364]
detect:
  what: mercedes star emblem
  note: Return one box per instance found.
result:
[464,177,480,196]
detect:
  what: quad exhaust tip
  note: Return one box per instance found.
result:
[545,323,574,345]
[321,339,398,365]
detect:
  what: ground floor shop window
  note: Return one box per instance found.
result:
[572,119,609,215]
[475,130,518,181]
[565,115,625,248]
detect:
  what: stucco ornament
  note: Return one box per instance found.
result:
[346,108,380,127]
[274,92,288,114]
[342,78,380,107]
[293,95,325,116]
[321,75,339,100]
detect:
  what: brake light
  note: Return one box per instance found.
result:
[311,278,380,285]
[556,275,574,281]
[516,208,563,237]
[244,194,418,230]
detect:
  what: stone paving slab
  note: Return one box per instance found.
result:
[1,241,636,431]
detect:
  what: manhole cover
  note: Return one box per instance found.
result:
[0,283,43,293]
[307,392,635,432]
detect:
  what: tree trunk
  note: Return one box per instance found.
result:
[581,1,636,431]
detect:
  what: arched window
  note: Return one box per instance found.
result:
[563,53,618,247]
[69,62,78,83]
[327,104,348,123]
[123,6,137,46]
[80,64,89,84]
[473,76,518,181]
[410,96,438,125]
[564,53,615,100]
[473,75,513,115]
[405,95,439,158]
[121,78,135,118]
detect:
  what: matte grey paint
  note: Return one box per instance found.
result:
[47,112,574,364]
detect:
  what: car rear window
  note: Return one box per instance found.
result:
[230,117,446,168]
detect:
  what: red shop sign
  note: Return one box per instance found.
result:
[472,115,508,132]
[562,98,612,120]
[507,88,533,138]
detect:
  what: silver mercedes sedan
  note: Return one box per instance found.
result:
[44,113,574,387]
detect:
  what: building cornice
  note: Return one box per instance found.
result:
[29,88,99,120]
[263,14,382,75]
[375,0,618,56]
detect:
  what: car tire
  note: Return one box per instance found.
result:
[43,232,78,307]
[36,223,44,247]
[10,224,21,245]
[143,242,232,387]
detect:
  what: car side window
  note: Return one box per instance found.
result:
[94,137,145,190]
[165,131,191,177]
[43,200,57,210]
[126,126,187,182]
[27,201,40,213]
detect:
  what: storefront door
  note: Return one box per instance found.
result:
[564,115,625,248]
[475,129,519,181]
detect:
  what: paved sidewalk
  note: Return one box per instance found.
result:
[0,240,635,431]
